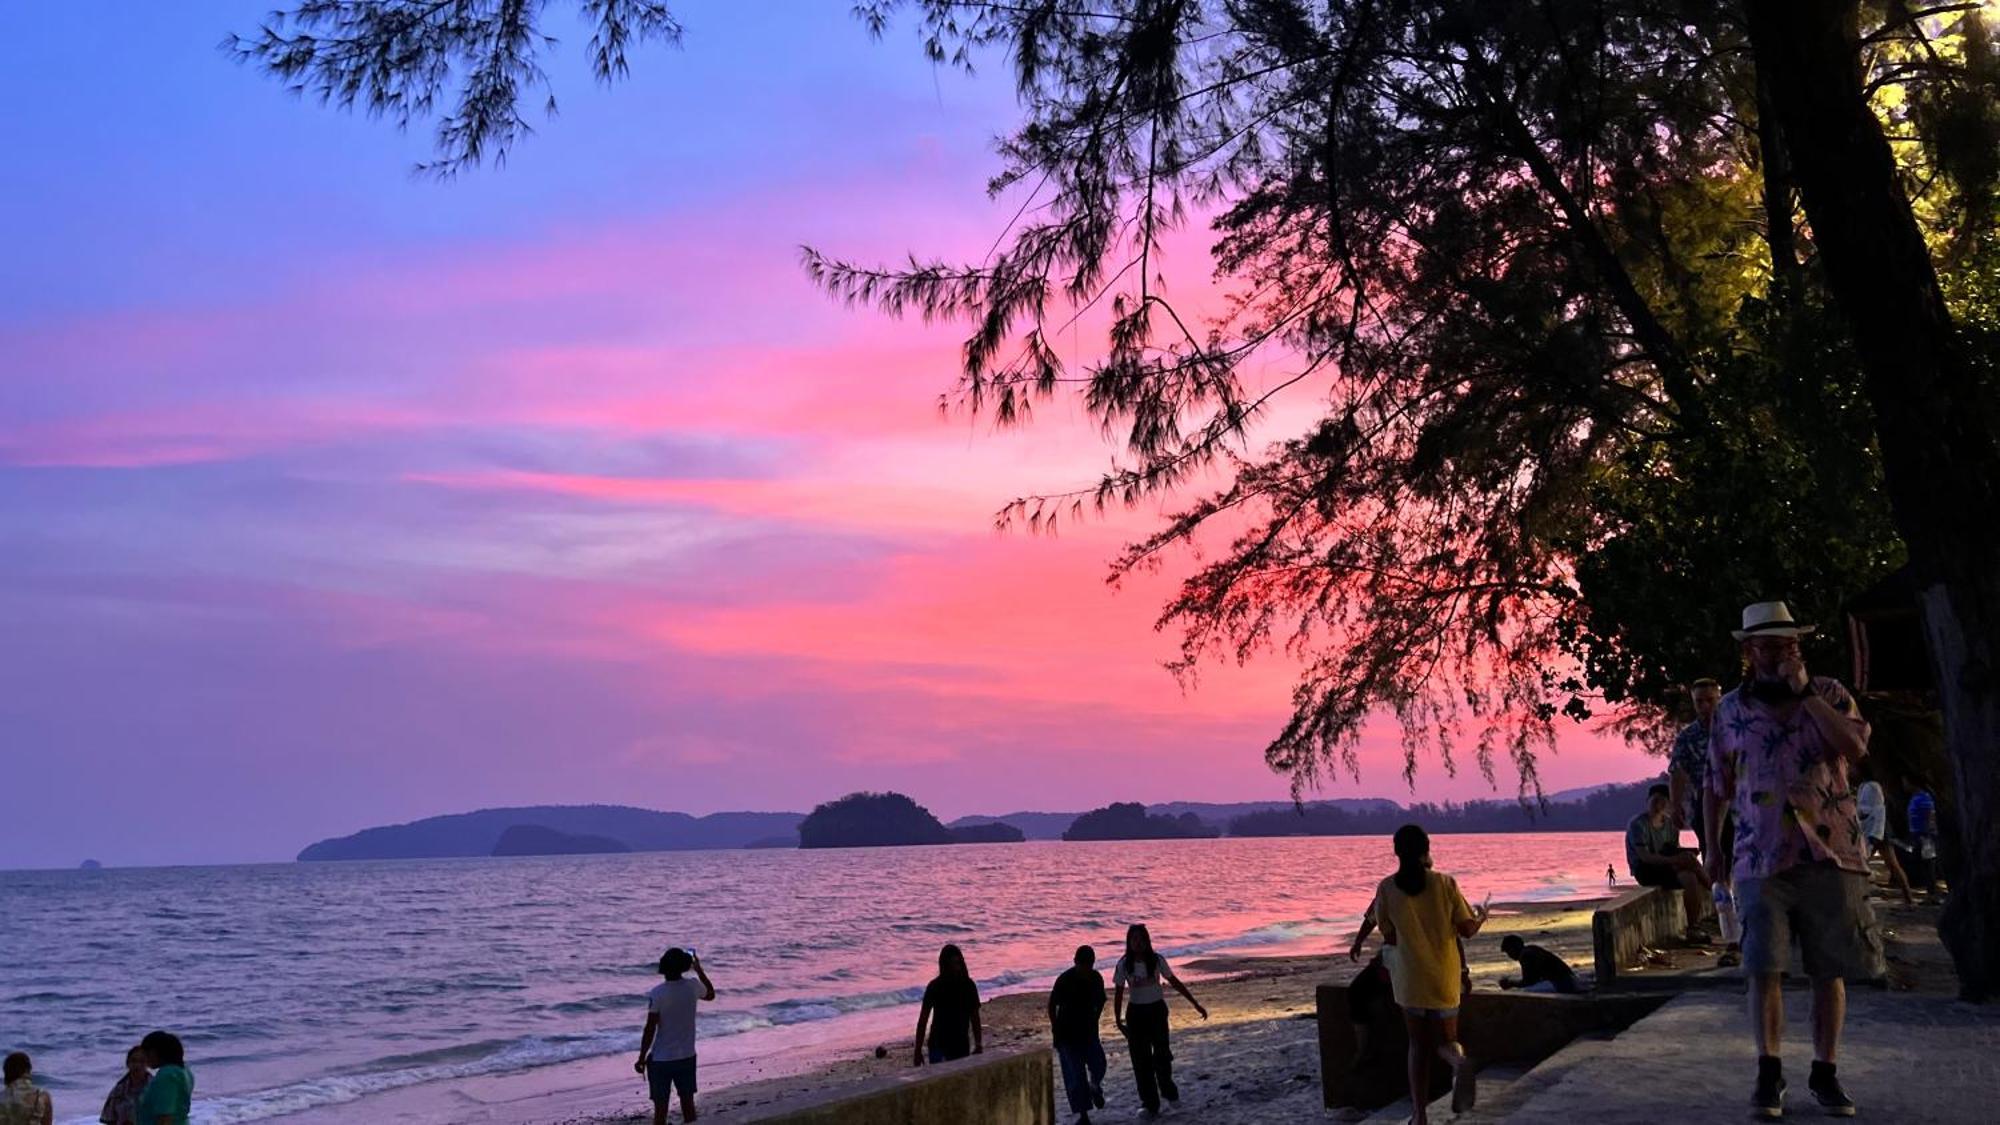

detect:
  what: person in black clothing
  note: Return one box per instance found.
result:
[1049,945,1109,1124]
[1113,923,1208,1119]
[1496,935,1582,994]
[913,943,983,1066]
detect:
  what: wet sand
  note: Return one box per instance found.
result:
[540,898,1604,1123]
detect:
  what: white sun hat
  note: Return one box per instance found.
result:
[1732,600,1818,641]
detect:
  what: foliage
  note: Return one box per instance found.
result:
[229,1,1996,798]
[1062,801,1219,840]
[797,791,954,848]
[1226,775,1659,838]
[224,1,683,176]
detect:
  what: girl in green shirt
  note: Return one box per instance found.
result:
[135,1033,192,1125]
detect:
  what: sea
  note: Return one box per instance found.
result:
[2,832,1628,1123]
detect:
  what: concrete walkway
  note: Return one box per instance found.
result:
[1486,987,2000,1123]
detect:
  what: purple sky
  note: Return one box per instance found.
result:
[0,2,1659,868]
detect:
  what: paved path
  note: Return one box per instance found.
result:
[1487,987,2000,1123]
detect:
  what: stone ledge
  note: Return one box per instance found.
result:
[739,1047,1055,1125]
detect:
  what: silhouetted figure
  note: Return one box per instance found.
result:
[635,948,715,1125]
[1,1053,51,1125]
[914,943,982,1066]
[1049,945,1108,1124]
[1113,923,1207,1119]
[1375,825,1488,1124]
[1627,782,1713,942]
[134,1033,192,1125]
[1497,935,1580,994]
[1854,766,1913,904]
[97,1045,148,1125]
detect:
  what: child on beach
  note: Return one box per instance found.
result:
[914,943,983,1065]
[134,1033,191,1125]
[1,1053,52,1125]
[1112,923,1208,1119]
[636,948,715,1125]
[98,1046,149,1125]
[1375,824,1488,1123]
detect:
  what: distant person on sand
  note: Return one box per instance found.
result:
[1706,601,1875,1118]
[1627,782,1713,943]
[98,1045,149,1125]
[134,1032,192,1125]
[1113,923,1207,1119]
[1374,824,1487,1124]
[636,948,715,1125]
[1,1053,52,1125]
[1854,765,1914,904]
[1906,779,1940,892]
[1496,935,1580,994]
[914,943,983,1066]
[1670,677,1725,860]
[1048,945,1108,1125]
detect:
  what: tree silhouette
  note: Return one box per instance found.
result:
[230,0,2000,996]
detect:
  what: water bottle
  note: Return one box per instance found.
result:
[1713,882,1740,945]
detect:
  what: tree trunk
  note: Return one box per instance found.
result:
[1745,1,2000,1000]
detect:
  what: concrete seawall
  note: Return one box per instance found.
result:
[741,1047,1055,1125]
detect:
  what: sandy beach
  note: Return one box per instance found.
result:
[519,898,1607,1124]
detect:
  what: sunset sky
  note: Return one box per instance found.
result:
[0,2,1658,867]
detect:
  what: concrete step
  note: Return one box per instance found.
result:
[1352,1063,1530,1123]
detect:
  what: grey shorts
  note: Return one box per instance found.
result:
[1736,861,1883,980]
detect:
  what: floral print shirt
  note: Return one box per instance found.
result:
[1705,676,1870,879]
[1668,719,1710,823]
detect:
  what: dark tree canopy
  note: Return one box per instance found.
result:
[226,1,1997,791]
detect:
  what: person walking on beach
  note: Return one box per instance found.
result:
[1906,778,1940,892]
[1113,923,1207,1119]
[1670,677,1724,861]
[914,943,982,1066]
[1049,945,1108,1124]
[1705,600,1877,1118]
[134,1032,192,1125]
[98,1046,149,1125]
[636,948,715,1125]
[1375,824,1487,1123]
[1496,935,1580,994]
[1854,765,1914,905]
[1627,782,1713,942]
[1,1054,52,1125]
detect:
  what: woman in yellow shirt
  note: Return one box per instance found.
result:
[1374,824,1489,1122]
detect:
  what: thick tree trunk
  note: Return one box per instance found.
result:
[1746,1,2000,1000]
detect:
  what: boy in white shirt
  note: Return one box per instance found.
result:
[635,947,716,1124]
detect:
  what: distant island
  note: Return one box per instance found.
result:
[798,791,1026,848]
[490,824,630,856]
[296,779,1662,860]
[1064,802,1220,841]
[297,804,802,861]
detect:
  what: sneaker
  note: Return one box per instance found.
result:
[1753,1056,1787,1119]
[1091,1084,1105,1109]
[1718,947,1743,969]
[1809,1062,1856,1117]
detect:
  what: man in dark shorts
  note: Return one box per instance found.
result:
[1497,935,1581,994]
[1706,601,1879,1118]
[636,947,715,1124]
[1626,783,1712,942]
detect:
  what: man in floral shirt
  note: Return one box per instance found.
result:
[1706,601,1879,1119]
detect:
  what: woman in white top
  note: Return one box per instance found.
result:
[1112,924,1207,1118]
[1855,769,1914,904]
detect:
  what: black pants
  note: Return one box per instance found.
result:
[1124,1000,1177,1111]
